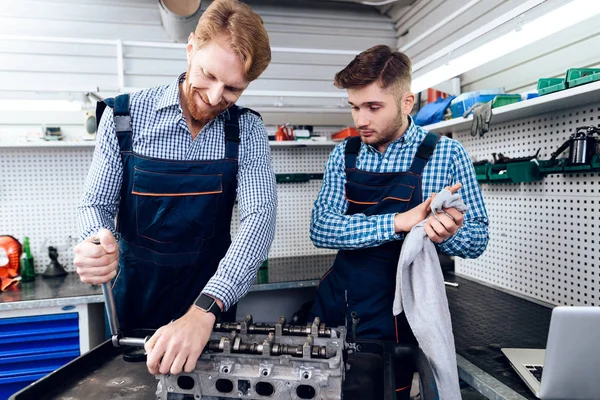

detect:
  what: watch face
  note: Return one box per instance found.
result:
[196,295,215,311]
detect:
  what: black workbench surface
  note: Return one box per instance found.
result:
[446,275,552,400]
[4,271,554,399]
[9,337,395,400]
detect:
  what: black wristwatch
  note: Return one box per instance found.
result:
[194,294,222,319]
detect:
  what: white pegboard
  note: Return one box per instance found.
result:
[0,148,94,274]
[454,103,600,307]
[269,146,334,174]
[1,143,336,278]
[230,145,336,265]
[231,179,336,260]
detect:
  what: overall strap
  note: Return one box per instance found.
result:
[224,105,241,159]
[224,106,263,159]
[239,107,262,119]
[96,94,132,153]
[344,136,362,169]
[408,131,441,176]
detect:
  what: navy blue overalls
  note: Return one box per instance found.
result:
[310,132,440,399]
[96,94,257,331]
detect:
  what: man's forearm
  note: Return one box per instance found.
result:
[310,210,402,250]
[202,200,276,310]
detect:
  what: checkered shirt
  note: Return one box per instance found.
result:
[77,73,277,310]
[310,117,488,259]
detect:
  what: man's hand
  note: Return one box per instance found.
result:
[394,197,433,233]
[145,305,218,375]
[424,183,465,243]
[73,229,119,285]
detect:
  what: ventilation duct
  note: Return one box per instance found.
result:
[158,0,203,43]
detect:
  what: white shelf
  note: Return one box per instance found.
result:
[269,140,338,147]
[422,80,600,134]
[0,140,339,148]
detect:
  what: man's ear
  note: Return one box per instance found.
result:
[186,32,195,64]
[402,92,415,116]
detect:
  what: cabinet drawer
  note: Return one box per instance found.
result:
[0,313,81,399]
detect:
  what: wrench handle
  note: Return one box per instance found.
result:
[92,238,120,337]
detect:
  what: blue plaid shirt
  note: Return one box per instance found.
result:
[78,73,277,310]
[310,117,488,259]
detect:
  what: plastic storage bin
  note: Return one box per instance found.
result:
[488,164,510,182]
[506,161,541,183]
[491,94,521,109]
[592,154,600,172]
[473,163,490,183]
[450,94,497,118]
[566,68,600,88]
[564,163,592,173]
[538,159,566,175]
[276,173,310,183]
[449,89,504,118]
[537,77,566,96]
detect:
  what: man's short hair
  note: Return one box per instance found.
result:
[334,45,412,93]
[194,0,271,82]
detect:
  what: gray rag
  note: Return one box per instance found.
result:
[393,189,467,400]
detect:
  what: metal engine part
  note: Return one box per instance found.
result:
[155,315,346,400]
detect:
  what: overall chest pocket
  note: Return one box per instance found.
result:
[345,180,415,216]
[132,167,223,243]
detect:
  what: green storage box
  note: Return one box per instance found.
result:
[276,173,310,183]
[592,154,600,172]
[473,163,490,183]
[566,68,600,88]
[564,163,592,173]
[507,161,541,183]
[491,94,521,109]
[488,164,510,182]
[537,77,567,96]
[538,159,566,175]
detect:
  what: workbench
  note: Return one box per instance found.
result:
[2,273,552,400]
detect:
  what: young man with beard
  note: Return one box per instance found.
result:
[309,45,488,398]
[74,0,276,376]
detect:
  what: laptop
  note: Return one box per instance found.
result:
[501,306,600,399]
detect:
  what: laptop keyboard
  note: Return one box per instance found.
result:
[525,365,544,382]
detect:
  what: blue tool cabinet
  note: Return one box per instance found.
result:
[0,312,80,399]
[0,303,105,400]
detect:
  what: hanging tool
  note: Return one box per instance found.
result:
[550,125,599,165]
[492,148,540,164]
[92,238,148,347]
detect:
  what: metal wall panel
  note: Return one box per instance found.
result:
[0,0,396,109]
[384,0,600,94]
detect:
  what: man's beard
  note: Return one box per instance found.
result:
[184,81,229,124]
[362,111,406,148]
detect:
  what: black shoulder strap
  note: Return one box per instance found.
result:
[239,107,262,119]
[224,105,241,159]
[224,106,263,159]
[344,136,362,169]
[96,94,132,153]
[95,101,108,134]
[408,131,441,175]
